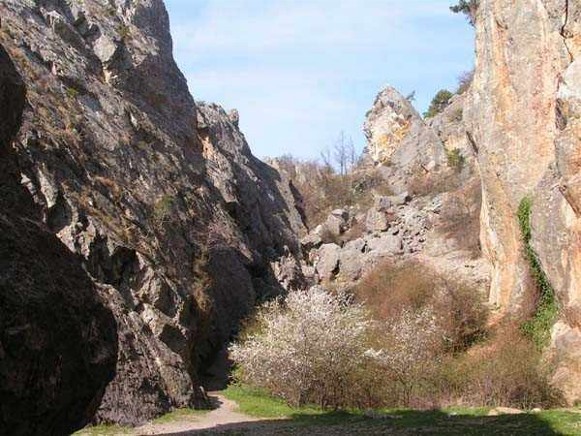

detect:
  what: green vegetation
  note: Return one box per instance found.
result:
[153,194,175,226]
[65,87,80,99]
[223,385,324,419]
[424,89,454,118]
[152,408,209,424]
[446,148,465,171]
[222,385,581,435]
[118,24,131,39]
[517,197,559,350]
[450,0,479,26]
[74,424,133,435]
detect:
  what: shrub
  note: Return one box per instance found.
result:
[456,69,475,94]
[517,197,559,349]
[424,89,454,118]
[153,194,175,227]
[450,0,479,26]
[352,260,487,353]
[446,148,465,171]
[366,306,444,406]
[438,325,561,409]
[229,287,373,409]
[271,156,391,227]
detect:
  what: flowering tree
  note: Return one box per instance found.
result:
[365,306,443,405]
[229,287,371,409]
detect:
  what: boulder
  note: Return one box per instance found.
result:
[325,214,346,237]
[366,234,403,256]
[366,209,389,233]
[315,244,341,281]
[339,239,367,281]
[374,196,392,212]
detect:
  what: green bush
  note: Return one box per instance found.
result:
[450,0,479,26]
[424,90,454,119]
[446,148,465,171]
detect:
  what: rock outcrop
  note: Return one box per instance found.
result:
[0,0,305,425]
[0,45,118,436]
[302,84,488,297]
[465,0,581,403]
[363,86,448,194]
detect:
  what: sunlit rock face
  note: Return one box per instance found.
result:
[0,0,305,425]
[465,0,581,403]
[363,86,448,194]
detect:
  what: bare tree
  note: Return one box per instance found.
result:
[319,147,333,172]
[333,131,357,176]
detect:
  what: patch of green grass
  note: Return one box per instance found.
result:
[221,385,581,434]
[152,408,209,424]
[537,409,581,435]
[517,197,559,350]
[223,385,323,419]
[73,424,133,435]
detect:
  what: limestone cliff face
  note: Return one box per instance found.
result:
[465,0,581,403]
[0,0,305,425]
[363,87,447,194]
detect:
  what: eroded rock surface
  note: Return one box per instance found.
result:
[0,0,305,425]
[0,45,118,436]
[465,0,581,403]
[302,83,487,298]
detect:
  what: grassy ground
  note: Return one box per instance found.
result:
[222,385,581,435]
[75,408,209,435]
[151,408,209,424]
[74,424,134,435]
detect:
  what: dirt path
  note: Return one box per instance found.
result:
[135,393,272,435]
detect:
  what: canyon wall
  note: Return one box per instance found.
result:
[0,0,305,425]
[466,0,581,402]
[0,44,118,435]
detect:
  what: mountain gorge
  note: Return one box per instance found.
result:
[0,0,580,433]
[0,0,305,430]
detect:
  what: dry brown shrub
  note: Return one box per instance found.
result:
[353,260,488,353]
[352,260,438,321]
[273,156,392,227]
[436,322,562,409]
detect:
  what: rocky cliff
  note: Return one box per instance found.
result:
[465,0,581,403]
[0,0,305,425]
[300,86,488,298]
[0,45,118,435]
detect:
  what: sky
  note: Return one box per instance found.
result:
[165,0,475,160]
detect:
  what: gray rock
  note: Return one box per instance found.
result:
[343,238,367,253]
[1,0,307,425]
[389,192,411,206]
[315,244,341,280]
[331,208,349,220]
[0,46,118,436]
[374,196,392,211]
[93,34,118,64]
[323,213,345,238]
[366,208,389,233]
[228,108,240,127]
[366,234,403,256]
[339,240,367,281]
[301,231,323,251]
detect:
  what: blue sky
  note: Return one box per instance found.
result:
[165,0,474,160]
